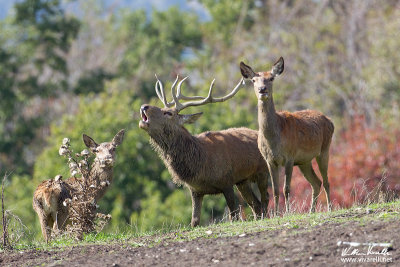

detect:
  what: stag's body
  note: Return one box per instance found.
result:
[33,130,124,242]
[140,77,269,227]
[240,58,334,213]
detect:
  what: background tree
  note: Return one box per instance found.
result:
[0,0,80,176]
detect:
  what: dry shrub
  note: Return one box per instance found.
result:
[287,115,400,212]
[63,184,111,240]
[59,138,111,240]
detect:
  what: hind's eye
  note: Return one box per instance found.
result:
[269,77,274,82]
[164,111,172,116]
[251,79,255,83]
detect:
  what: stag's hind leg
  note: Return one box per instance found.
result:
[255,172,269,218]
[317,150,331,211]
[222,187,240,222]
[298,163,322,213]
[236,180,262,219]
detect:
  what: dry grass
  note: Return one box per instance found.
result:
[2,172,28,250]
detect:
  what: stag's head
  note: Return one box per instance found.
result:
[139,104,202,136]
[139,76,243,138]
[83,129,125,168]
[240,57,284,101]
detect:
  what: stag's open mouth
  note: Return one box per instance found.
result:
[139,107,149,130]
[140,108,148,123]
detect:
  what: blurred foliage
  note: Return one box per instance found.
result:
[1,0,400,241]
[0,0,80,176]
[289,114,400,212]
[116,7,202,98]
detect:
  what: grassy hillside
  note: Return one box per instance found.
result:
[6,200,399,250]
[2,200,399,266]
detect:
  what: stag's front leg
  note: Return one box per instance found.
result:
[191,191,204,227]
[222,186,240,222]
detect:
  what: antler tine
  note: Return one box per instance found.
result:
[176,76,187,97]
[210,77,244,102]
[155,74,174,108]
[154,76,164,102]
[172,76,206,110]
[175,77,244,112]
[171,75,182,110]
[175,77,206,101]
[206,78,216,100]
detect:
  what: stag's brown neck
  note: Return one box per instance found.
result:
[258,96,281,153]
[149,128,204,184]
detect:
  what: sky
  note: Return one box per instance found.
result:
[0,0,16,18]
[0,0,210,20]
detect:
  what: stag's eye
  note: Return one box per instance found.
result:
[269,77,274,82]
[251,78,255,83]
[164,111,172,116]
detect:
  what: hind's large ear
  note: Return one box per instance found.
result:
[112,129,125,147]
[271,57,284,76]
[178,112,203,125]
[83,134,98,152]
[240,61,257,79]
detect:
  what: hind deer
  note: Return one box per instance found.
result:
[33,130,125,242]
[240,58,334,213]
[139,76,270,227]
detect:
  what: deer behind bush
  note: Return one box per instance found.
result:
[33,130,125,242]
[139,76,269,227]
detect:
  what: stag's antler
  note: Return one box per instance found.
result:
[154,75,244,112]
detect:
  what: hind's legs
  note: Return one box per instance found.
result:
[298,163,322,213]
[317,150,331,211]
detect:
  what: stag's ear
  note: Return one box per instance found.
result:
[178,112,203,125]
[271,57,284,76]
[83,134,98,152]
[112,129,125,147]
[240,61,256,79]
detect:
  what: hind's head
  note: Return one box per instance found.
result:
[83,129,125,168]
[240,57,284,101]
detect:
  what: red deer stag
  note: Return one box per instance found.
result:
[240,58,334,213]
[33,130,125,241]
[139,76,269,227]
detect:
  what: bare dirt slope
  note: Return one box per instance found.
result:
[2,212,398,267]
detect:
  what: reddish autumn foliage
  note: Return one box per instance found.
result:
[284,115,400,212]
